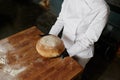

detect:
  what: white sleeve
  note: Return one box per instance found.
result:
[49,1,65,36]
[68,6,110,56]
[49,15,64,36]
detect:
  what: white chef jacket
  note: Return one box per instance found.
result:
[49,0,109,59]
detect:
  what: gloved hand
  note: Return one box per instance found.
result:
[39,33,50,37]
[60,48,69,58]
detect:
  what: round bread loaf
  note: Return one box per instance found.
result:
[36,35,65,58]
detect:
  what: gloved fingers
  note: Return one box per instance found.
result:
[39,33,49,37]
[60,50,69,58]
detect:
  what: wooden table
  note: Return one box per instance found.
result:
[0,26,83,80]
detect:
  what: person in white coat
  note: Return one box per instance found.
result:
[49,0,110,67]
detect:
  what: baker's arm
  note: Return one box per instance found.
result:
[49,17,64,36]
[49,1,65,36]
[67,6,110,56]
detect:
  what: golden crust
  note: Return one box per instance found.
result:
[36,35,65,58]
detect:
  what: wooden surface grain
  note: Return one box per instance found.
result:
[0,26,83,80]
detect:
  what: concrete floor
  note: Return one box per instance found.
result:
[98,56,120,80]
[80,53,120,80]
